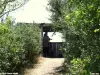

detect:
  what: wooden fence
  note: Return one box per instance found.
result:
[48,42,63,58]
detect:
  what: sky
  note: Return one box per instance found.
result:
[10,0,64,42]
[10,0,51,23]
[43,32,65,42]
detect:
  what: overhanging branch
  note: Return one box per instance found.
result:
[0,0,29,18]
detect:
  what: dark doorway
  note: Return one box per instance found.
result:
[40,23,63,58]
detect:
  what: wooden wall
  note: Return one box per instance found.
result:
[40,23,63,58]
[48,42,63,58]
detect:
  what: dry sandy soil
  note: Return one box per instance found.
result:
[24,57,64,75]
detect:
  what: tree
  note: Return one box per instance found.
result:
[48,0,100,74]
[48,0,66,31]
[0,0,28,19]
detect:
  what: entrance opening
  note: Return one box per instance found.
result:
[40,23,64,58]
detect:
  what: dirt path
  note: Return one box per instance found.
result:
[25,57,64,75]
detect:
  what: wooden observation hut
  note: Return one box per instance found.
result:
[40,23,63,58]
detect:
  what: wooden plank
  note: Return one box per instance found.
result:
[48,42,63,58]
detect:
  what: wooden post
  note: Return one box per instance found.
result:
[40,23,45,56]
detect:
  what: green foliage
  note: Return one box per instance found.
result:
[48,0,66,31]
[69,58,90,75]
[0,19,41,73]
[0,0,28,18]
[48,0,100,74]
[64,0,100,73]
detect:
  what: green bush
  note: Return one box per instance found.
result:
[14,23,41,65]
[48,0,100,74]
[0,19,41,73]
[69,58,90,75]
[63,0,100,73]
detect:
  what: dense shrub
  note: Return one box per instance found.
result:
[48,0,100,74]
[69,58,90,75]
[63,0,100,74]
[0,19,41,73]
[14,23,41,65]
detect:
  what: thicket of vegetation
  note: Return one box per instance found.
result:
[48,0,100,74]
[0,19,41,73]
[0,0,42,74]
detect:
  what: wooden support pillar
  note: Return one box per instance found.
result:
[40,23,45,56]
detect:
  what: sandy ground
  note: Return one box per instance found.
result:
[24,57,64,75]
